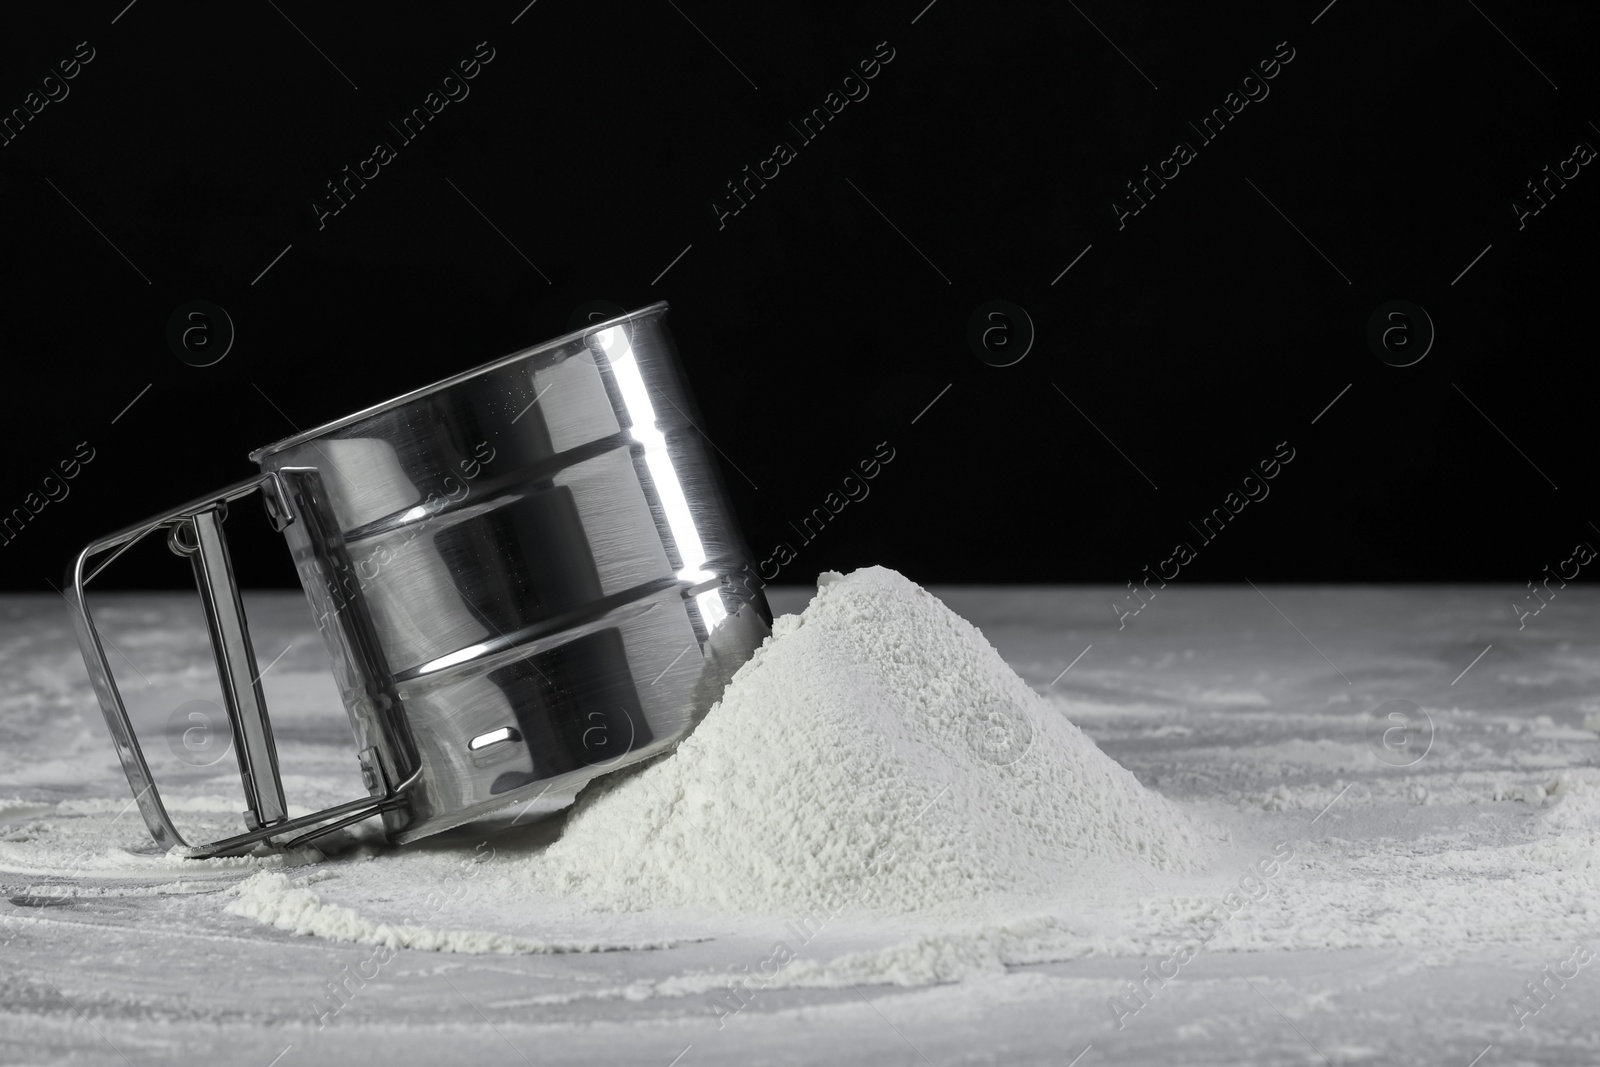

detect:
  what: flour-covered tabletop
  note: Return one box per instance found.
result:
[2,578,1597,1066]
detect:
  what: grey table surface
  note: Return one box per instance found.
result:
[2,584,1598,1066]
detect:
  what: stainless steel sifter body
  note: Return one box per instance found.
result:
[68,303,771,857]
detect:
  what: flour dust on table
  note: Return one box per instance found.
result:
[11,572,1600,1005]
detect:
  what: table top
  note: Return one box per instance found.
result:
[2,585,1597,1066]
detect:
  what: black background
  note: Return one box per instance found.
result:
[1,0,1594,591]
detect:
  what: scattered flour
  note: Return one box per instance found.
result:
[12,576,1600,1006]
[1539,773,1600,831]
[224,869,674,953]
[0,795,320,881]
[508,566,1209,914]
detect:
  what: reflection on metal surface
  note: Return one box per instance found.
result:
[468,726,522,751]
[419,641,494,677]
[595,324,728,631]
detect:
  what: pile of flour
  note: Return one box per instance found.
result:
[509,566,1208,914]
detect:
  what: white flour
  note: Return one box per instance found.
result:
[8,581,1600,1008]
[225,868,679,953]
[510,566,1209,913]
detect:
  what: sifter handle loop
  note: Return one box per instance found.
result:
[66,473,410,857]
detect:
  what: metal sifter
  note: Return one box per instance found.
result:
[67,303,771,857]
